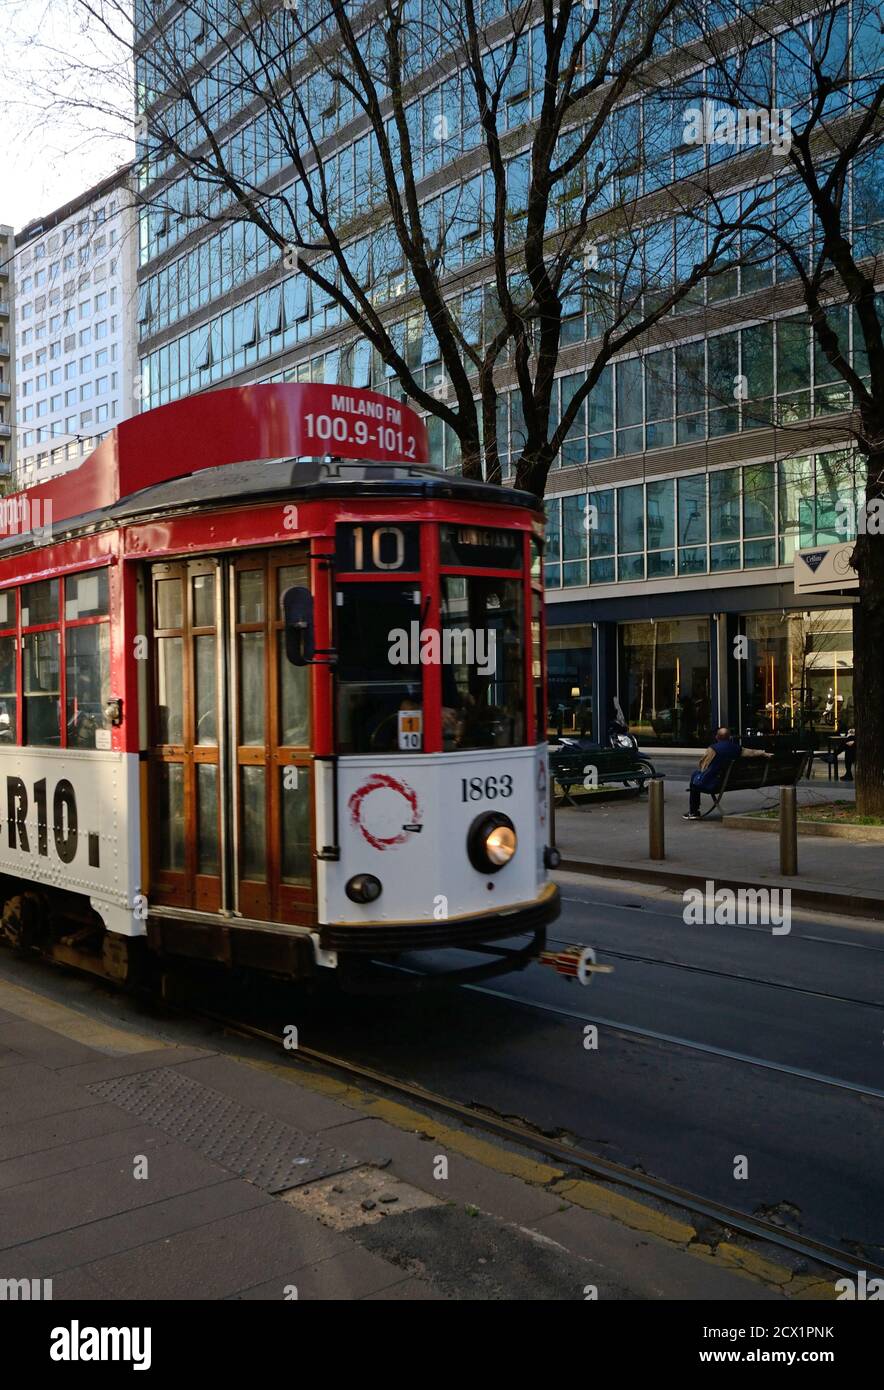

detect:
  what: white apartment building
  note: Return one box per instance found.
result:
[0,225,15,482]
[13,166,137,490]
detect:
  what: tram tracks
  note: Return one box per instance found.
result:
[561,890,884,954]
[545,933,884,1011]
[463,978,884,1101]
[155,980,884,1287]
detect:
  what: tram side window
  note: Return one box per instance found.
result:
[277,565,310,747]
[22,580,61,747]
[336,584,423,754]
[65,571,111,749]
[0,589,15,744]
[440,576,525,750]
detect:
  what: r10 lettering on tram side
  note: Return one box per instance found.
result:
[6,776,86,865]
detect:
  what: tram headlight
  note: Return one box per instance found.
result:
[467,813,517,874]
[345,873,383,904]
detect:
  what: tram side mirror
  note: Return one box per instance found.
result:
[282,587,315,666]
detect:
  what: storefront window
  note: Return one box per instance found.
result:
[547,624,593,737]
[620,618,711,746]
[741,608,854,736]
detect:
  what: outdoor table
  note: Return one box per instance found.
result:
[824,733,849,780]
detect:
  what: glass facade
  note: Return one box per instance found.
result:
[545,450,864,589]
[136,0,883,483]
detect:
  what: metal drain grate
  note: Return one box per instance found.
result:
[88,1067,359,1193]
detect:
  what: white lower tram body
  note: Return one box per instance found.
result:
[0,747,142,938]
[0,744,554,969]
[318,745,551,930]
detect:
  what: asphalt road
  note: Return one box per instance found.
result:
[283,872,884,1261]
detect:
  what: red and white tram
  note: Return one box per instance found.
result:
[0,383,563,988]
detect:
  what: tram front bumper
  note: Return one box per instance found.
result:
[318,883,560,957]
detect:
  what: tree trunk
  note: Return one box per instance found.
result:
[852,489,884,817]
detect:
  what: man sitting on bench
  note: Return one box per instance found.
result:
[683,727,771,820]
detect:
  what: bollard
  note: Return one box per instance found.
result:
[649,777,665,860]
[780,784,798,876]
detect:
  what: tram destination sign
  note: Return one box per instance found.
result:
[440,525,522,569]
[298,386,429,465]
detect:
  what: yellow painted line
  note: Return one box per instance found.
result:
[688,1246,834,1298]
[551,1176,695,1245]
[0,979,163,1055]
[689,1240,792,1285]
[786,1276,838,1300]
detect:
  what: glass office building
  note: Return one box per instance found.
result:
[133,2,880,745]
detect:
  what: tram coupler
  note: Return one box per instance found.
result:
[538,944,613,986]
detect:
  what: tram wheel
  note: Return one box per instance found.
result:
[0,891,48,952]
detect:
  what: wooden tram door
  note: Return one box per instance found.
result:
[148,559,223,911]
[231,550,314,924]
[148,550,315,925]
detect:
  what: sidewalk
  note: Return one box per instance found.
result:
[554,757,884,916]
[0,971,819,1301]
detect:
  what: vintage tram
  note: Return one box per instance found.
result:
[0,383,564,988]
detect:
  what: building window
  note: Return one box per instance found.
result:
[620,618,712,747]
[547,625,593,737]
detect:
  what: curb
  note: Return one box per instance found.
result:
[724,813,884,843]
[556,857,884,920]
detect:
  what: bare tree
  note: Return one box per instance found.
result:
[683,0,884,812]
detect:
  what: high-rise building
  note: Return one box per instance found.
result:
[134,3,881,746]
[0,224,15,483]
[12,166,138,490]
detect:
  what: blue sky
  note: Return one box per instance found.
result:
[0,0,133,232]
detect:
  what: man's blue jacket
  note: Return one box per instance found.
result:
[690,737,743,791]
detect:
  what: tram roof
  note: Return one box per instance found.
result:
[0,384,539,556]
[103,457,539,523]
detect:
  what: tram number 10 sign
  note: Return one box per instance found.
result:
[336,522,420,573]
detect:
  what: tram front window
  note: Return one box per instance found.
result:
[337,583,423,753]
[441,576,525,749]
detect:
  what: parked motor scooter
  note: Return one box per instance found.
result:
[607,717,639,752]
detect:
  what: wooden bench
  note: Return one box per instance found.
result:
[692,750,813,819]
[549,742,658,808]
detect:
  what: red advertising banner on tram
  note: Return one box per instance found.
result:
[8,384,430,528]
